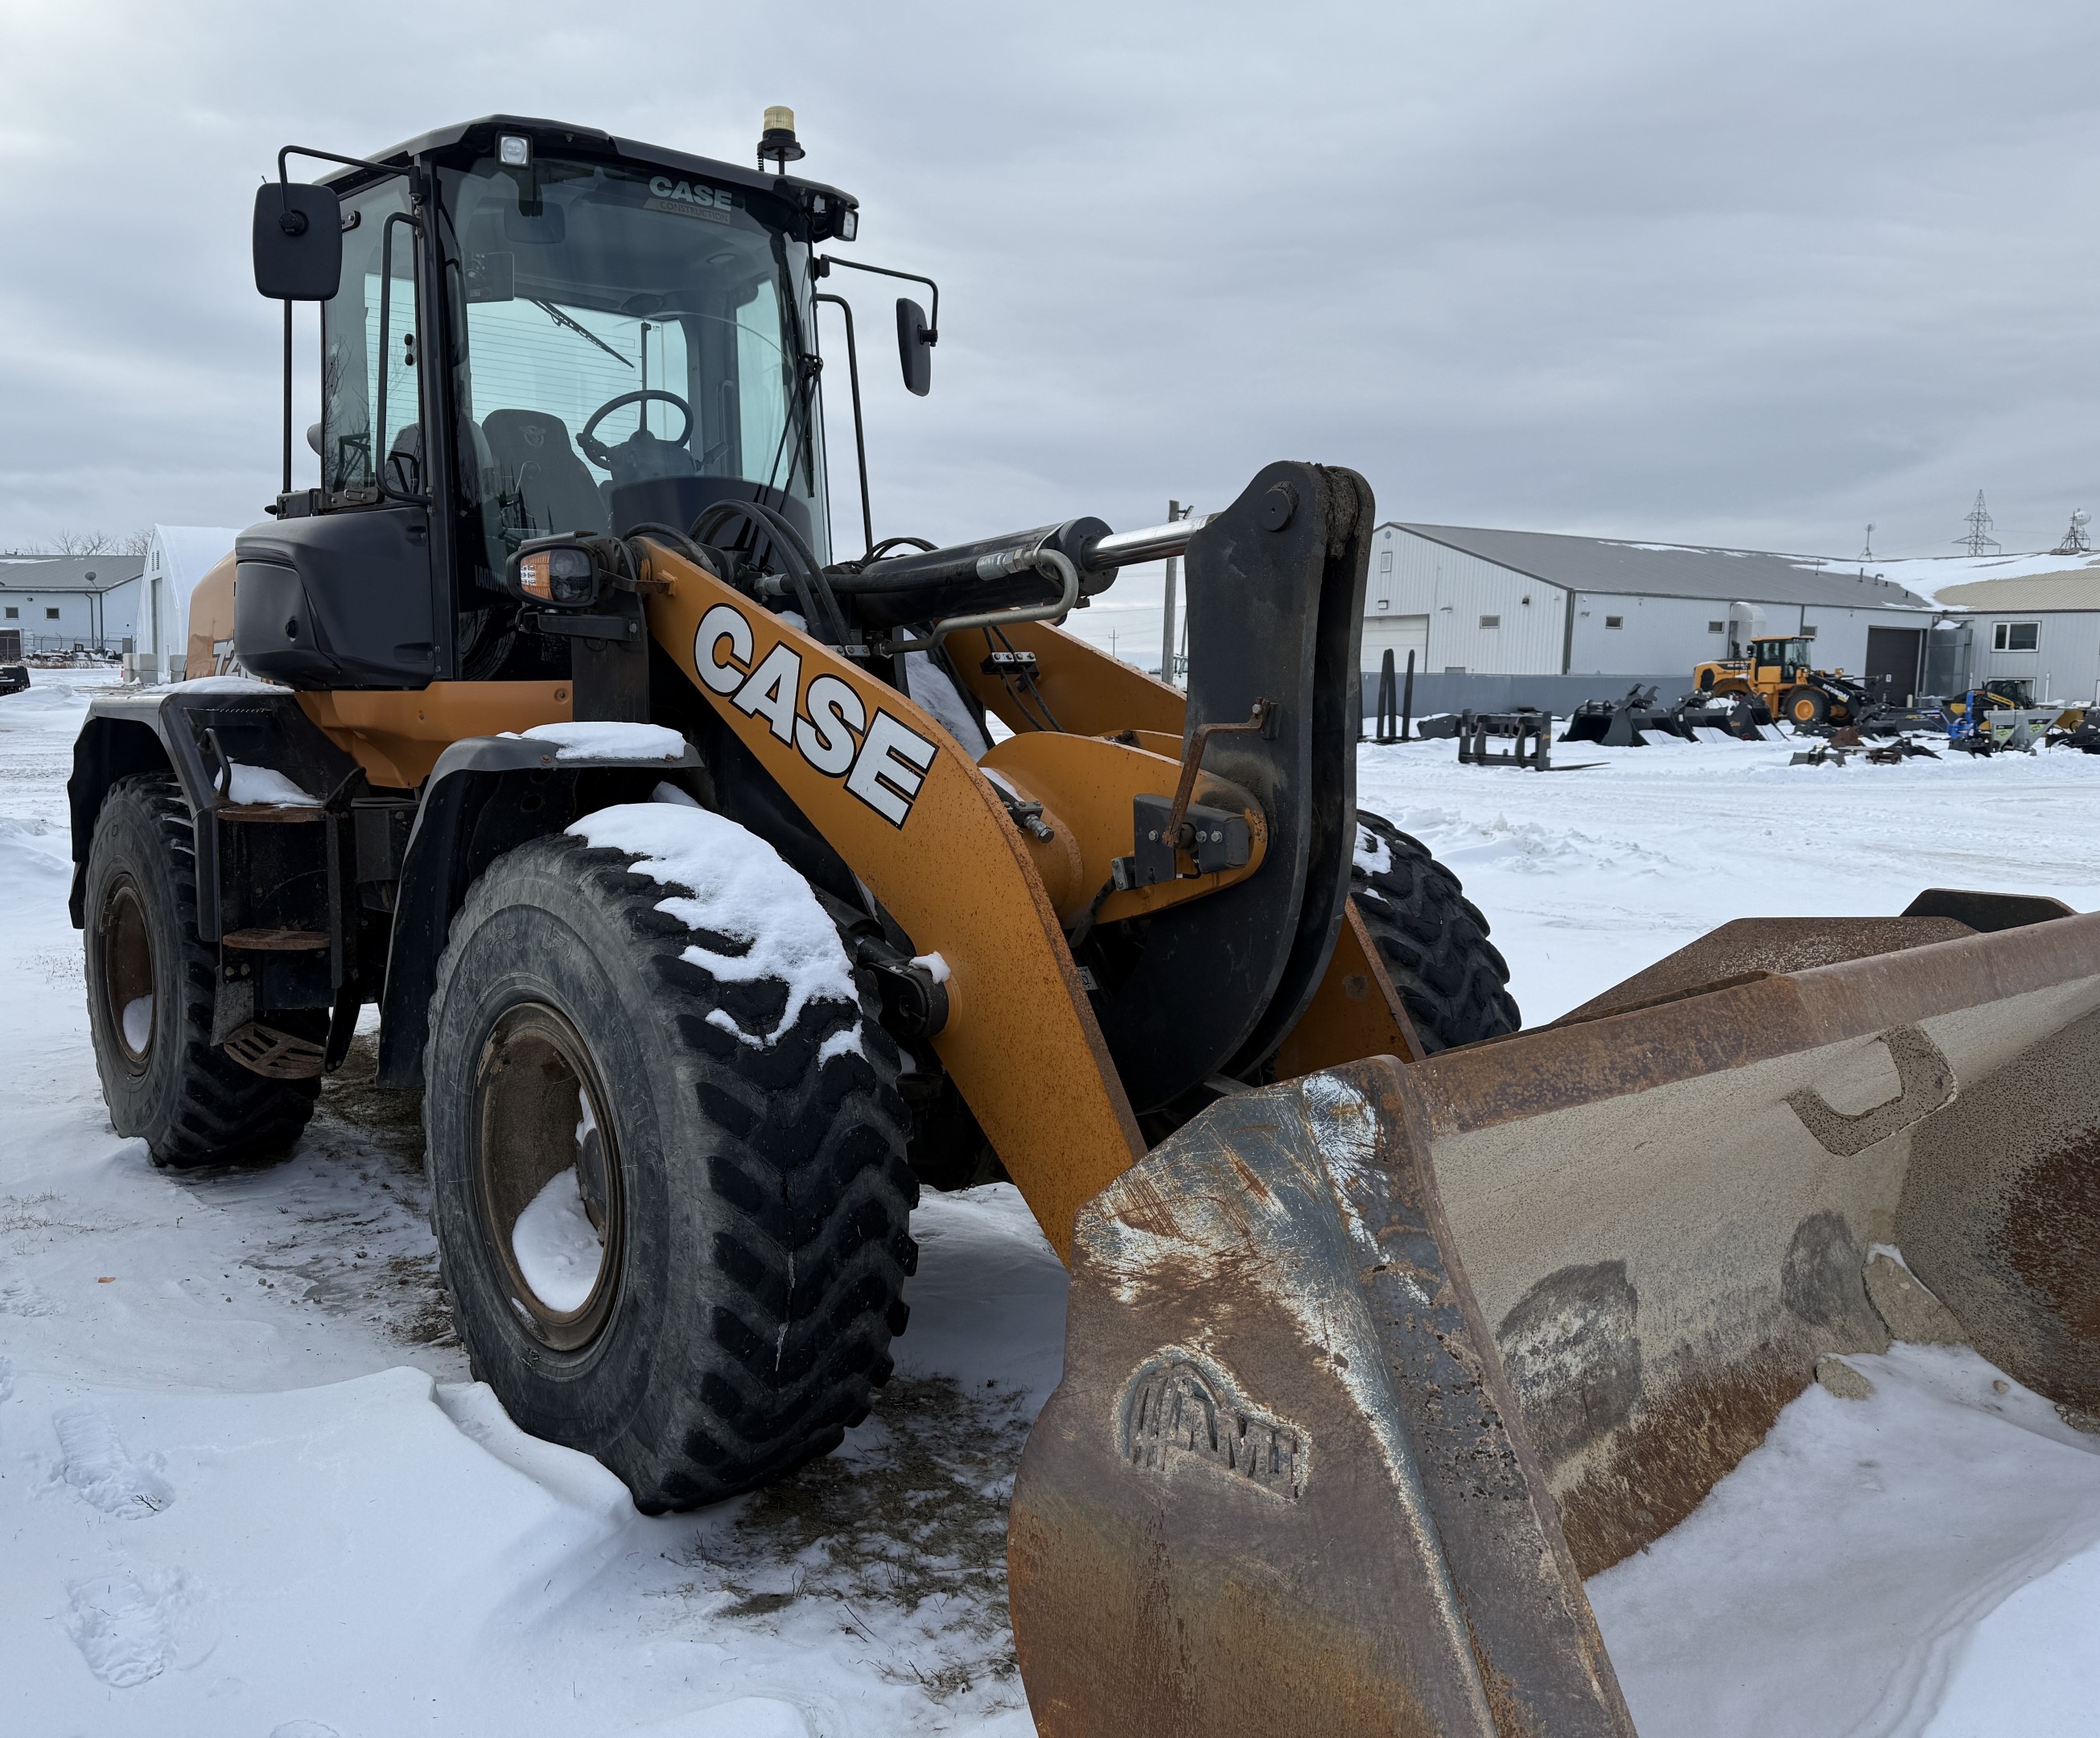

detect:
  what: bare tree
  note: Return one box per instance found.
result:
[122,529,154,557]
[44,529,117,556]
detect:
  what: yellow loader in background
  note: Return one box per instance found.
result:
[72,114,2100,1734]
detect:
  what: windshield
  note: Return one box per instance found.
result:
[438,153,827,579]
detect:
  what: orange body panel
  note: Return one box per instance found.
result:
[979,731,1268,926]
[184,554,237,676]
[945,618,1187,738]
[298,683,574,787]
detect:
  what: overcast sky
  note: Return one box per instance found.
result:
[4,0,2098,566]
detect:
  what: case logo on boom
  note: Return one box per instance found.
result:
[694,603,937,828]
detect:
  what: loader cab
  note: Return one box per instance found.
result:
[242,117,855,690]
[1747,636,1814,682]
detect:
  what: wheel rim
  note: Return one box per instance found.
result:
[471,1002,624,1352]
[100,877,156,1072]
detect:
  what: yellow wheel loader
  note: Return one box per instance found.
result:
[71,114,2100,1735]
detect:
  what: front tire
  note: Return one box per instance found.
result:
[1351,811,1520,1053]
[1785,686,1830,729]
[422,822,917,1511]
[83,774,319,1167]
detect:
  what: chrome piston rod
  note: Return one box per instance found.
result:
[1084,513,1221,568]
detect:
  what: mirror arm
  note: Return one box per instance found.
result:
[816,255,939,344]
[275,144,413,190]
[267,147,416,509]
[813,292,875,562]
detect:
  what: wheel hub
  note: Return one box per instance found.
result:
[100,877,156,1071]
[471,1002,624,1351]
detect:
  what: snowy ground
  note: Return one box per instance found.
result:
[5,666,2099,1736]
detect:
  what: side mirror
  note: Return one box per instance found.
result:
[896,297,933,397]
[252,183,342,300]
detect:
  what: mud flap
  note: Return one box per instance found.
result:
[1008,1061,1636,1737]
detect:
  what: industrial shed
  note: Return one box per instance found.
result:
[0,554,142,653]
[1928,569,2100,705]
[1365,522,1936,713]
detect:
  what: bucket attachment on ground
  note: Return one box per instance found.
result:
[1009,1062,1636,1737]
[1563,686,1764,747]
[1011,895,2100,1734]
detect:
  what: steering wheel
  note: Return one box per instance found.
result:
[579,389,693,469]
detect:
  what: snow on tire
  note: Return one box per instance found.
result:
[422,803,917,1512]
[1352,810,1521,1053]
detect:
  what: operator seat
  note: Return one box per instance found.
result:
[482,409,609,535]
[389,418,497,501]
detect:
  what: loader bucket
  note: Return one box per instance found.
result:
[1010,902,2100,1734]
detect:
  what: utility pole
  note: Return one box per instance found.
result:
[1159,500,1188,686]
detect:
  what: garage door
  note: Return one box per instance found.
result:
[1864,626,1923,703]
[1362,613,1429,671]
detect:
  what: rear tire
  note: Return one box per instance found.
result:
[422,824,917,1511]
[83,774,319,1167]
[1351,811,1520,1053]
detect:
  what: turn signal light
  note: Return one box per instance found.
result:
[513,544,598,606]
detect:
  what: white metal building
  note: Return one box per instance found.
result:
[1930,570,2100,703]
[135,525,241,681]
[0,555,142,652]
[1365,522,1937,710]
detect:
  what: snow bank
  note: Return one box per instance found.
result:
[567,802,861,1049]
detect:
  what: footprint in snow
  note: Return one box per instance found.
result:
[53,1404,174,1518]
[64,1568,192,1687]
[0,1279,61,1318]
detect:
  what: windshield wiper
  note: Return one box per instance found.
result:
[531,299,633,369]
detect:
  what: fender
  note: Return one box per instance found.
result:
[67,683,358,932]
[373,729,704,1089]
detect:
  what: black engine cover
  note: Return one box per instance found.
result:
[235,506,439,689]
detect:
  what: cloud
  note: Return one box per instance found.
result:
[2,0,2095,561]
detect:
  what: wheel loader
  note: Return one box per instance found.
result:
[68,113,2100,1736]
[1694,632,1880,728]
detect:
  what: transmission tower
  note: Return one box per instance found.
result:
[1956,490,2000,557]
[2053,509,2092,556]
[1860,523,1874,560]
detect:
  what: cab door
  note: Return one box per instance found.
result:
[237,175,445,691]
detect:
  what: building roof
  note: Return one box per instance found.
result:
[1390,522,1933,612]
[0,554,145,592]
[1932,570,2100,613]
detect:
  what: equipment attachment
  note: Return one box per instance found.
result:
[1014,903,2100,1733]
[1010,1061,1636,1738]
